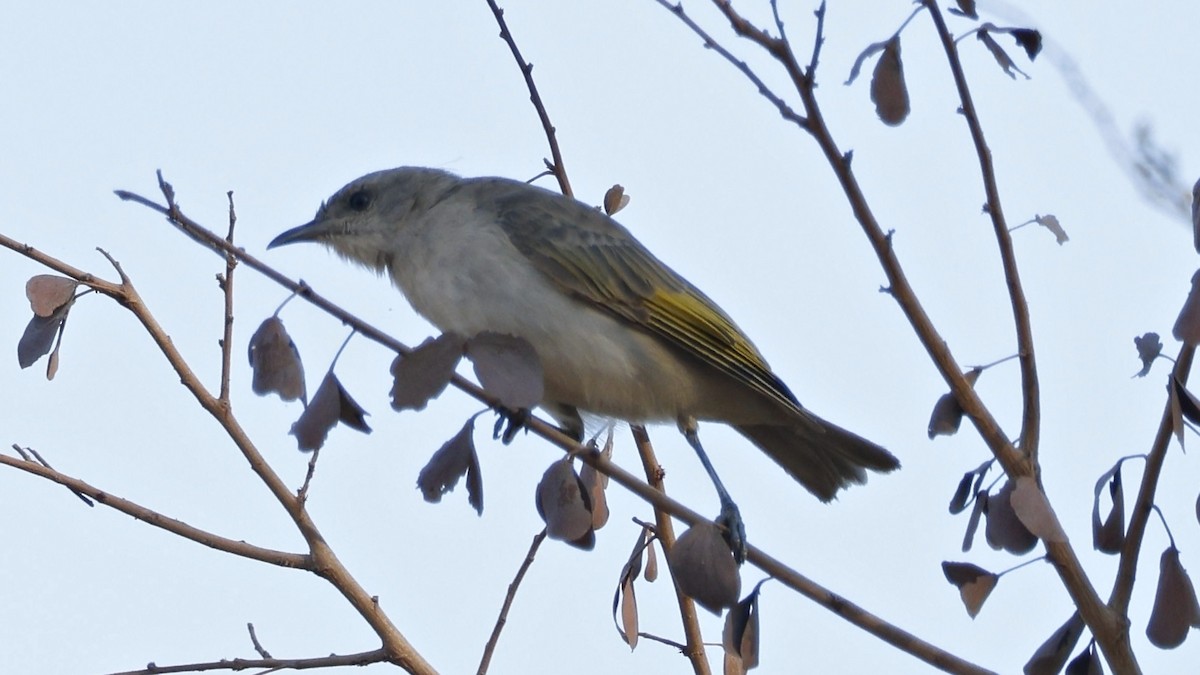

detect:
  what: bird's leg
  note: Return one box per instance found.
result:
[680,417,746,564]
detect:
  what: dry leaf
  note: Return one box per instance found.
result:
[248,316,306,404]
[963,490,988,553]
[1172,375,1200,428]
[535,459,594,549]
[724,652,745,675]
[603,184,630,215]
[1011,476,1068,543]
[25,275,78,317]
[949,0,978,19]
[667,522,741,614]
[1133,332,1162,378]
[18,303,70,371]
[950,459,991,514]
[871,36,909,126]
[290,371,370,451]
[645,535,658,582]
[46,339,62,380]
[977,26,1029,79]
[619,577,638,649]
[986,479,1039,554]
[416,417,483,515]
[723,581,764,670]
[928,368,983,439]
[949,473,975,514]
[1146,546,1200,648]
[1064,642,1103,675]
[1024,611,1084,675]
[465,331,544,409]
[1091,462,1125,554]
[1193,177,1200,255]
[1010,28,1043,60]
[1173,269,1200,345]
[579,437,612,530]
[942,561,998,618]
[612,527,651,648]
[1035,214,1068,245]
[1170,375,1186,449]
[390,332,464,411]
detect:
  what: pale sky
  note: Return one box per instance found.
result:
[2,2,1199,673]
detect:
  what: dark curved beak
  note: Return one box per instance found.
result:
[268,220,325,249]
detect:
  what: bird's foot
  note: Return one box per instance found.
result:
[717,497,747,565]
[493,407,529,444]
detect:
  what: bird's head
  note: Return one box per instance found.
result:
[268,167,461,275]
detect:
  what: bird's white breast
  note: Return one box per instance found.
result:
[386,201,707,422]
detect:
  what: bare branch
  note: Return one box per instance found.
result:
[1110,344,1196,613]
[105,648,388,675]
[632,425,711,674]
[246,623,272,659]
[653,0,807,129]
[0,452,308,568]
[484,0,573,197]
[477,528,547,675]
[218,190,237,403]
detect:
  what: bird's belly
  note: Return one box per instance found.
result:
[399,264,700,420]
[389,219,774,425]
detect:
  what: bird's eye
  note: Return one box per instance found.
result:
[347,189,372,211]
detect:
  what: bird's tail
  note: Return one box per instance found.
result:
[734,416,899,502]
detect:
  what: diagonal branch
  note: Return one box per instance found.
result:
[920,0,1041,466]
[656,0,806,129]
[477,528,547,675]
[485,0,574,197]
[1110,344,1196,614]
[0,451,308,569]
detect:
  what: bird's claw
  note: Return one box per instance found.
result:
[493,408,529,444]
[717,498,747,565]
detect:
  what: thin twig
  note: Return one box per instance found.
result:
[297,446,321,505]
[477,528,547,675]
[484,0,573,197]
[105,648,388,675]
[246,622,272,659]
[637,632,689,651]
[631,424,711,675]
[654,0,807,129]
[0,452,307,568]
[22,445,93,506]
[218,191,237,403]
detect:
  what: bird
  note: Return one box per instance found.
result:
[269,167,899,559]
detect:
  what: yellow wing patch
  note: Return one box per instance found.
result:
[490,181,799,413]
[643,287,797,412]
